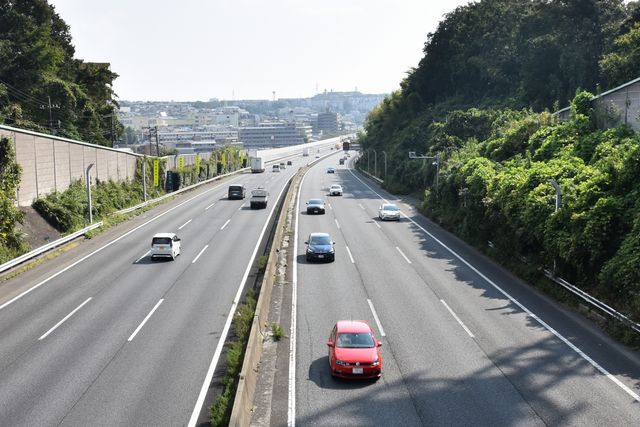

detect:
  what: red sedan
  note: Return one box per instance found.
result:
[327,320,382,379]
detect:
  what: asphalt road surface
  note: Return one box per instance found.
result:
[290,152,640,426]
[0,149,336,426]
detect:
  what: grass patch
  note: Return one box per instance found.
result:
[271,323,284,341]
[209,290,257,426]
[257,255,268,272]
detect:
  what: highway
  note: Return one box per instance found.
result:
[0,150,330,426]
[290,152,640,426]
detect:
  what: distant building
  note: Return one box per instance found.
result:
[556,76,640,132]
[239,123,312,148]
[315,111,339,135]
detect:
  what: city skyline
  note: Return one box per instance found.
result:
[49,0,470,101]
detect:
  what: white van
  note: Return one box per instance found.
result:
[272,164,281,172]
[150,233,181,260]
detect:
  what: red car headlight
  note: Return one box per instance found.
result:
[371,358,380,366]
[336,359,347,366]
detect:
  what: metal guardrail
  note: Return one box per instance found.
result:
[543,270,640,333]
[0,221,103,275]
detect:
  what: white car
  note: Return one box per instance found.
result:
[379,203,401,221]
[329,184,343,196]
[150,233,181,260]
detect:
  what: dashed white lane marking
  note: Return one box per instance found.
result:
[367,299,386,337]
[192,245,209,263]
[396,246,412,264]
[358,203,365,210]
[335,219,340,229]
[347,166,640,402]
[374,221,381,229]
[136,250,150,263]
[128,299,163,342]
[205,202,216,210]
[345,246,355,264]
[221,219,231,230]
[39,297,92,340]
[328,203,333,210]
[441,299,475,338]
[178,219,192,230]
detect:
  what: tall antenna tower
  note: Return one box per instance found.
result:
[272,91,276,102]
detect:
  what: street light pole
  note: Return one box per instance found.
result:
[408,151,441,188]
[381,151,388,180]
[372,149,377,178]
[85,164,94,224]
[548,178,562,274]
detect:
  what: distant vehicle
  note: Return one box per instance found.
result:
[327,320,382,379]
[329,184,343,196]
[306,198,325,214]
[343,141,350,151]
[228,184,246,200]
[315,155,320,159]
[303,147,310,157]
[378,203,401,221]
[327,167,335,174]
[287,160,293,166]
[305,232,335,262]
[272,164,280,172]
[150,233,181,261]
[250,187,269,209]
[339,158,345,165]
[251,157,264,173]
[280,162,286,170]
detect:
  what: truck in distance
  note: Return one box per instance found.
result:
[250,187,269,209]
[302,147,309,157]
[251,157,265,173]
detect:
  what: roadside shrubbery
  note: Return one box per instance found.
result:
[32,179,149,233]
[0,137,28,263]
[210,290,257,426]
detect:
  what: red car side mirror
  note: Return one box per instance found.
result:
[377,341,383,347]
[327,341,334,347]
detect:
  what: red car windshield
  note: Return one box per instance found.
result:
[337,333,375,348]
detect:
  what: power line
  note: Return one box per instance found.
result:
[0,78,49,105]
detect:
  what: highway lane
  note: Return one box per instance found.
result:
[291,152,640,425]
[0,156,303,426]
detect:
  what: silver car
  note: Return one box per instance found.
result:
[329,184,343,196]
[379,203,401,221]
[150,233,181,260]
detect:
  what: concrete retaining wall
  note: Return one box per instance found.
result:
[0,125,142,206]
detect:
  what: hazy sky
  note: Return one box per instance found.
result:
[49,0,471,102]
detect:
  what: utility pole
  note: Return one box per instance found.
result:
[47,95,53,134]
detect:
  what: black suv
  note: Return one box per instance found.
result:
[228,184,246,200]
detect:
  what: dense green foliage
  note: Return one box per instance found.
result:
[0,0,122,145]
[210,290,257,426]
[32,179,149,232]
[360,0,640,329]
[0,136,27,262]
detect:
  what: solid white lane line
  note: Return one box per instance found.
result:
[205,202,216,210]
[128,299,164,342]
[334,219,340,229]
[288,172,309,427]
[345,246,355,264]
[221,219,231,230]
[328,203,333,210]
[188,178,292,427]
[39,297,92,340]
[374,221,381,229]
[396,246,412,264]
[367,299,386,337]
[192,245,209,264]
[178,219,192,230]
[347,167,640,402]
[135,250,150,263]
[0,178,235,313]
[441,299,475,338]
